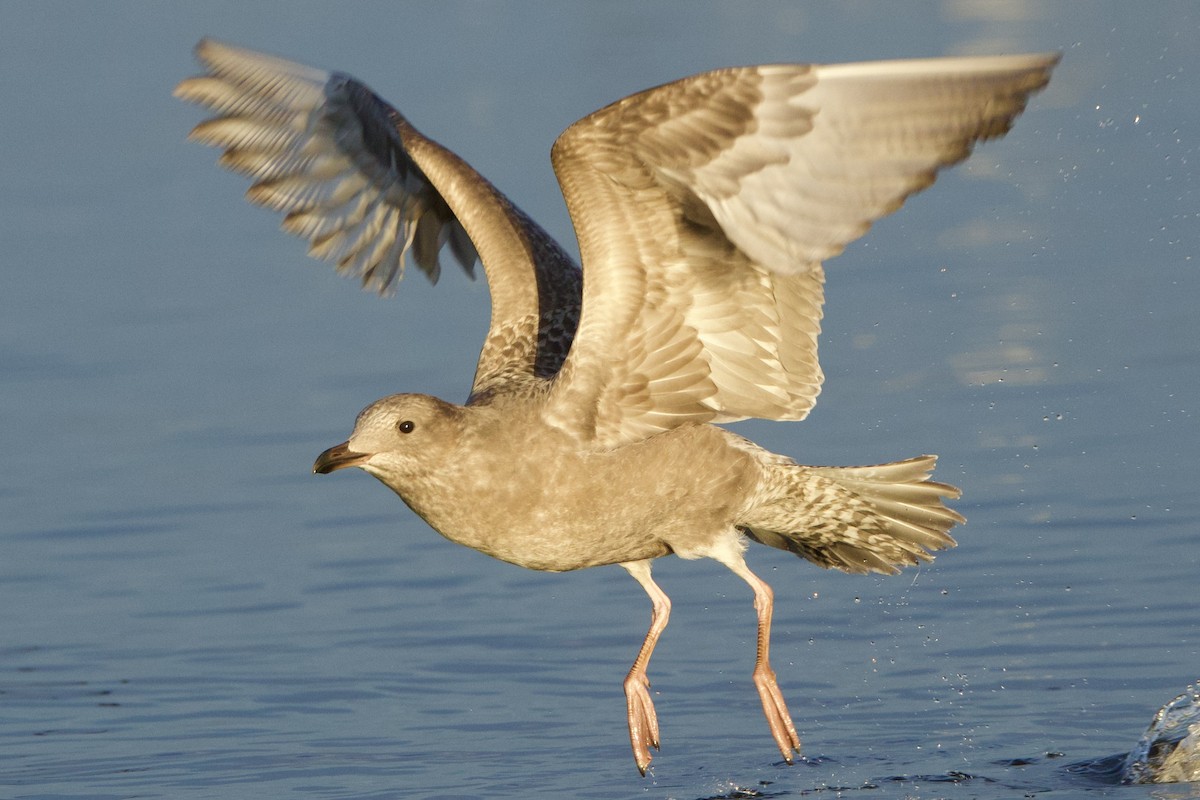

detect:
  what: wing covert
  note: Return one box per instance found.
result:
[176,39,581,399]
[546,53,1058,447]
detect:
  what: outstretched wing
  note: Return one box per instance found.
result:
[176,39,581,399]
[545,53,1058,446]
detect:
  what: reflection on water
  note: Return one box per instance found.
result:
[1123,683,1200,785]
[948,277,1056,388]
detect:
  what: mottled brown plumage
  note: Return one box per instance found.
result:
[177,39,1055,774]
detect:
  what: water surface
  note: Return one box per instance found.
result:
[2,3,1198,798]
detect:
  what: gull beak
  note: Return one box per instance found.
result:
[313,441,371,474]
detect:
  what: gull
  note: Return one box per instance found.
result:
[176,39,1056,774]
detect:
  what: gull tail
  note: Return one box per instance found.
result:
[741,455,964,575]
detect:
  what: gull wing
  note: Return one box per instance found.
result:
[545,53,1058,447]
[176,39,581,399]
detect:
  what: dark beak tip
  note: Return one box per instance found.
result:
[313,441,370,475]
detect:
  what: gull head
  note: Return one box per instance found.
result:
[313,393,466,484]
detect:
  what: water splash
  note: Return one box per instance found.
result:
[1122,682,1200,784]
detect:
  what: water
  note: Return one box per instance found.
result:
[1122,684,1200,784]
[2,2,1198,797]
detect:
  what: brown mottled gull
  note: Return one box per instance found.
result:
[176,39,1056,774]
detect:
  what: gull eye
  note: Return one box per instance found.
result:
[397,420,415,434]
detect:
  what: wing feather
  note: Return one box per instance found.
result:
[176,39,581,399]
[546,53,1057,446]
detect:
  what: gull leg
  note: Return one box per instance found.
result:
[720,552,802,763]
[620,559,672,776]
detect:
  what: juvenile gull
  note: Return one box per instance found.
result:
[177,39,1056,774]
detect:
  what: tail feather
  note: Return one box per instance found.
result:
[742,455,964,575]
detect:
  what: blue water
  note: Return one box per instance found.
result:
[2,2,1198,798]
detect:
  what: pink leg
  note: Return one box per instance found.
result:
[723,556,802,762]
[621,560,672,776]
